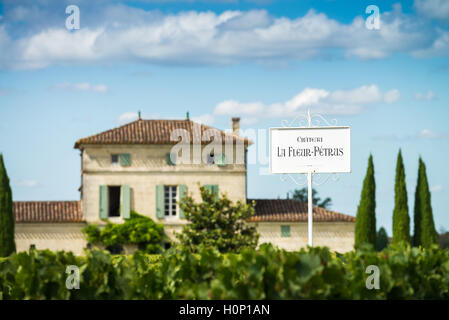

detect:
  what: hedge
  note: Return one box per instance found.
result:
[1,244,449,299]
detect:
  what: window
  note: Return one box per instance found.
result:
[108,186,121,217]
[111,154,119,164]
[207,152,215,165]
[111,153,131,166]
[281,225,291,238]
[164,185,178,217]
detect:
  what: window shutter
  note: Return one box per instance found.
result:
[166,153,176,166]
[122,185,131,219]
[119,153,131,166]
[178,185,188,219]
[99,185,108,219]
[205,184,219,200]
[281,225,291,238]
[216,154,227,167]
[156,185,164,219]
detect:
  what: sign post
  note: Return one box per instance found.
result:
[270,110,351,246]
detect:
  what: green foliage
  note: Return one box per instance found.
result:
[413,157,438,248]
[82,212,165,254]
[376,227,389,252]
[0,154,15,257]
[1,244,449,299]
[355,155,376,248]
[176,185,259,253]
[392,150,411,245]
[291,188,332,209]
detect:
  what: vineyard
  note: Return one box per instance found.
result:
[1,243,449,300]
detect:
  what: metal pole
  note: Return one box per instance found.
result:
[307,108,313,247]
[308,171,313,246]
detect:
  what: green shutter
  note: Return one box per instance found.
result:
[122,185,131,219]
[99,185,108,219]
[120,153,131,166]
[178,185,188,219]
[205,184,219,200]
[166,153,176,166]
[156,185,164,219]
[216,154,227,167]
[281,225,291,238]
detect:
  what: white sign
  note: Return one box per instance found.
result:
[270,126,351,174]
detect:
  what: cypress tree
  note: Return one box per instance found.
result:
[355,154,376,247]
[0,154,15,257]
[413,157,438,247]
[392,150,410,244]
[376,227,389,251]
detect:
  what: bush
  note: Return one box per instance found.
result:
[82,212,165,254]
[1,244,449,299]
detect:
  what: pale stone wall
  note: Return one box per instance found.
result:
[15,223,88,255]
[81,144,247,223]
[157,222,354,253]
[250,222,355,253]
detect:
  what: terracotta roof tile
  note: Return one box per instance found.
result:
[74,119,251,148]
[248,199,355,223]
[14,201,84,223]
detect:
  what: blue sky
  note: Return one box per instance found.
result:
[1,0,448,236]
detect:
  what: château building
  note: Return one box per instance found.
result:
[13,116,355,254]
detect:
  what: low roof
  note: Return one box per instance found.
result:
[14,201,83,223]
[248,199,355,223]
[74,119,252,149]
[13,199,354,224]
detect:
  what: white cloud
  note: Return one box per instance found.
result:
[15,179,38,187]
[213,85,399,123]
[0,5,448,69]
[191,114,215,125]
[117,112,139,124]
[414,0,449,21]
[52,82,108,93]
[430,185,443,192]
[415,90,437,101]
[418,128,440,139]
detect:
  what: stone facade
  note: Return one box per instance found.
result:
[81,144,247,223]
[15,223,87,255]
[252,222,355,253]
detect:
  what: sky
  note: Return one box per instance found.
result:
[0,0,448,236]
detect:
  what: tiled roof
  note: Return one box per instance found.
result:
[74,119,251,148]
[248,199,355,223]
[14,201,84,223]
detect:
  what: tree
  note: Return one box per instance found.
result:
[413,157,438,248]
[0,154,16,257]
[392,150,410,244]
[177,186,259,253]
[290,188,332,209]
[376,227,389,251]
[354,154,376,247]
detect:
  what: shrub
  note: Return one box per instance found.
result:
[82,212,165,254]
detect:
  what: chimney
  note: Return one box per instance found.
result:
[232,117,240,135]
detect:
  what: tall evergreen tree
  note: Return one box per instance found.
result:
[0,154,15,257]
[376,227,389,251]
[354,154,376,247]
[392,150,410,244]
[413,157,438,247]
